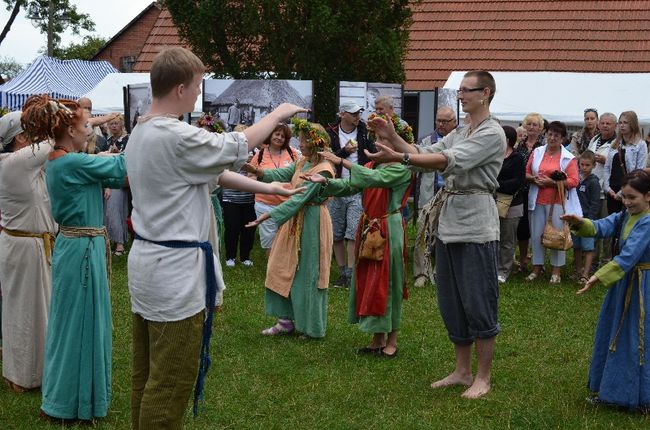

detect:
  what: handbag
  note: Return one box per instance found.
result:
[541,180,573,250]
[358,220,386,261]
[495,192,514,218]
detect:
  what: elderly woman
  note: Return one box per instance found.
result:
[0,112,56,392]
[570,108,599,156]
[104,114,129,255]
[516,112,546,273]
[525,121,582,284]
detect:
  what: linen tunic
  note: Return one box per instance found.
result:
[262,160,334,338]
[41,153,126,420]
[323,162,412,333]
[0,143,57,389]
[416,116,505,243]
[575,211,650,409]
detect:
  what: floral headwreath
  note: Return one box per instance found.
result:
[0,107,9,118]
[291,118,330,150]
[197,112,225,133]
[367,112,415,144]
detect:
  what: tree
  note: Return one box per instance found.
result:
[0,0,95,55]
[51,35,107,60]
[166,0,414,124]
[0,55,23,80]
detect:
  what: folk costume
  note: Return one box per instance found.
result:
[573,210,650,410]
[41,152,126,420]
[322,162,413,333]
[0,140,56,390]
[262,158,335,338]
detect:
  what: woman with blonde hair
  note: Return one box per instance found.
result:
[104,113,129,255]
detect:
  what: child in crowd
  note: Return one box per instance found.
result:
[572,150,601,283]
[562,169,650,411]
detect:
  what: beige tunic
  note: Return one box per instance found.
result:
[0,142,57,388]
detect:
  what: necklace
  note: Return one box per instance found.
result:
[268,148,283,168]
[53,145,70,153]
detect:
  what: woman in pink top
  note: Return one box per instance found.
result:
[249,123,300,255]
[525,121,582,284]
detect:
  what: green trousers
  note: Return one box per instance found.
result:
[131,311,203,430]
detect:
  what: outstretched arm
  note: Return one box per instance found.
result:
[218,171,305,196]
[242,103,307,151]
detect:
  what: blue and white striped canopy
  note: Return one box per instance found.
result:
[0,55,117,111]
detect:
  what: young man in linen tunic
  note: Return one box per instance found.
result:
[367,71,505,399]
[126,47,306,429]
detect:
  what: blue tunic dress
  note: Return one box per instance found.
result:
[41,153,126,420]
[581,210,650,409]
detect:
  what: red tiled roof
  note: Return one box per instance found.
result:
[132,9,188,72]
[405,0,650,90]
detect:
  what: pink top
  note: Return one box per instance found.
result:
[249,146,300,206]
[526,150,579,205]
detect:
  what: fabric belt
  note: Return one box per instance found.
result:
[59,225,111,287]
[134,233,217,417]
[609,262,650,365]
[3,228,56,265]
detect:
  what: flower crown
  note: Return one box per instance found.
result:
[291,118,330,150]
[367,112,415,144]
[0,107,8,118]
[197,112,225,133]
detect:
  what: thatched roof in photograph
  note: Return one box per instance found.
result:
[212,80,307,107]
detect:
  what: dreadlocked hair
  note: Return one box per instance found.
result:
[21,94,81,144]
[257,123,295,165]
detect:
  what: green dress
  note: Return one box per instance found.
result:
[262,161,333,338]
[324,162,412,333]
[41,153,126,420]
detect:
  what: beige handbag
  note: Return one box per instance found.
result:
[495,192,514,218]
[358,219,386,261]
[541,181,573,250]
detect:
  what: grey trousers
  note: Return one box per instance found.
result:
[498,216,521,278]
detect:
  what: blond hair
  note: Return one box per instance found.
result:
[151,47,205,98]
[374,96,394,109]
[523,112,544,128]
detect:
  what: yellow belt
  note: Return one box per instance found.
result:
[59,226,112,288]
[609,262,650,365]
[3,228,56,265]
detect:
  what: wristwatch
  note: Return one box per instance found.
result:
[400,152,410,165]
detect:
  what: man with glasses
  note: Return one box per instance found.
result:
[586,112,618,267]
[413,106,457,288]
[326,101,373,288]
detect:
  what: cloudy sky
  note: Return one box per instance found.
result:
[0,0,154,65]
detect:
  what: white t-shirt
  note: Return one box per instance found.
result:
[338,127,358,179]
[126,117,248,321]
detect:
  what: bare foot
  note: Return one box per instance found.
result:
[461,378,491,399]
[430,372,473,389]
[382,344,397,355]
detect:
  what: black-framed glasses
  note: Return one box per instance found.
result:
[456,87,484,95]
[584,108,598,115]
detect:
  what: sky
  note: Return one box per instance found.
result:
[0,0,154,65]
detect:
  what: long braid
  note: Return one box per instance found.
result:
[21,94,80,143]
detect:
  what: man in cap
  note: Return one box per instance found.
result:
[326,101,374,288]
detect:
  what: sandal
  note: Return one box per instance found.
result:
[113,250,124,256]
[261,319,294,336]
[525,272,539,282]
[550,274,561,284]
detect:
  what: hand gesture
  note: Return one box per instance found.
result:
[317,151,340,165]
[241,162,258,175]
[577,275,598,295]
[246,212,271,228]
[300,173,327,184]
[103,188,111,200]
[269,181,306,197]
[273,103,309,121]
[559,213,583,226]
[366,141,400,164]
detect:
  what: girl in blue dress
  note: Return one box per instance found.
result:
[562,168,650,410]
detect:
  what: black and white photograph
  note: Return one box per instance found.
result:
[436,88,459,121]
[125,83,152,133]
[203,79,313,131]
[339,81,403,122]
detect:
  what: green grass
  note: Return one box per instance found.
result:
[2,229,650,429]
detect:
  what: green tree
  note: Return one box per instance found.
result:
[0,55,23,80]
[51,35,107,60]
[165,0,414,124]
[0,0,95,55]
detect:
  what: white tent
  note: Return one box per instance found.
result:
[83,73,203,114]
[443,71,650,127]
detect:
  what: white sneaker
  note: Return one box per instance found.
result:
[414,277,427,288]
[242,259,253,267]
[497,275,506,284]
[226,259,235,267]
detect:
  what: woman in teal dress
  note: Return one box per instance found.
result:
[562,169,650,410]
[245,120,335,338]
[21,95,127,422]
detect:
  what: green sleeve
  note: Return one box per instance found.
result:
[260,164,296,183]
[349,163,412,189]
[594,260,626,287]
[269,171,333,225]
[321,177,360,197]
[570,219,596,237]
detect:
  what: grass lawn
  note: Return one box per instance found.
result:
[1,227,649,429]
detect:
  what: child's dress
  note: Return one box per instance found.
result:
[575,209,650,409]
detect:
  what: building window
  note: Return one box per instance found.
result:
[121,56,137,72]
